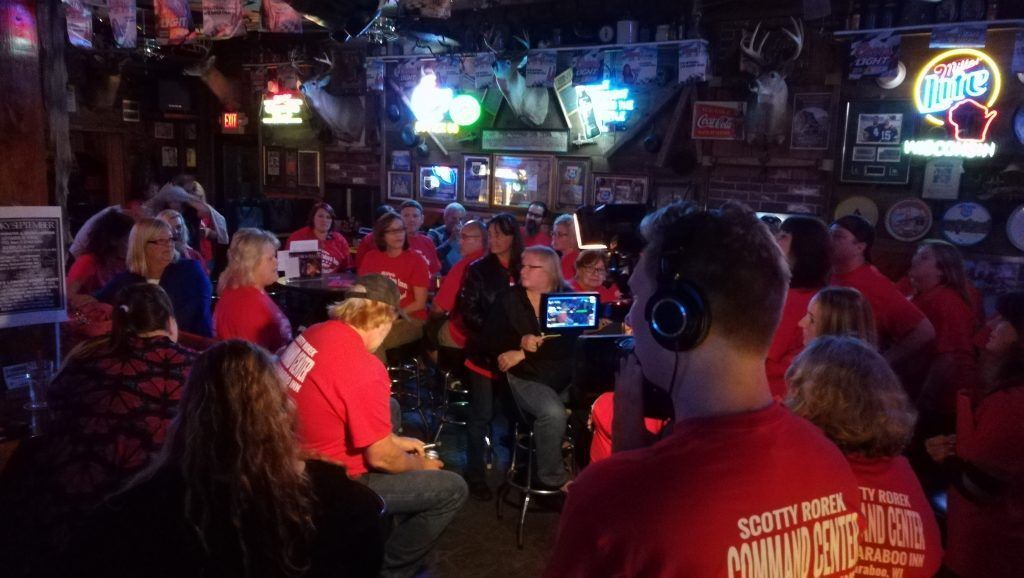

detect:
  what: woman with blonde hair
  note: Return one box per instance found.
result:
[96,217,212,336]
[156,209,206,273]
[70,340,386,577]
[213,228,291,353]
[786,336,942,578]
[799,286,877,348]
[485,245,577,491]
[908,239,979,430]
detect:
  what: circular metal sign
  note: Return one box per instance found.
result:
[941,202,992,246]
[885,198,933,242]
[834,195,880,226]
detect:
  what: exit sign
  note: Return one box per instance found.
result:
[221,112,248,134]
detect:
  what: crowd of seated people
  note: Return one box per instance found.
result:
[10,187,1024,578]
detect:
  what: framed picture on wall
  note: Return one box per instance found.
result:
[491,155,554,208]
[388,171,414,201]
[161,146,178,168]
[418,165,458,203]
[298,150,321,187]
[265,147,283,186]
[591,173,648,205]
[462,155,491,207]
[555,158,590,210]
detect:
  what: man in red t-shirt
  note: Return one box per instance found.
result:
[521,201,552,248]
[279,274,467,577]
[828,215,934,366]
[399,200,441,275]
[430,220,486,350]
[547,202,863,578]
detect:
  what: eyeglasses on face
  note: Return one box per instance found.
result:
[384,228,405,235]
[526,211,545,218]
[552,232,571,238]
[582,266,607,275]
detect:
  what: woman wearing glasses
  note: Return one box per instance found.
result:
[96,218,213,337]
[157,209,208,275]
[357,212,430,363]
[569,250,621,303]
[551,213,580,281]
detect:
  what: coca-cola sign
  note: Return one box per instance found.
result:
[692,101,746,140]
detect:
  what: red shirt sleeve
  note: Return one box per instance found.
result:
[214,288,292,353]
[411,234,441,275]
[355,232,374,269]
[958,387,1024,480]
[407,251,430,289]
[928,290,976,354]
[67,253,102,294]
[878,284,927,340]
[343,363,394,450]
[434,261,465,312]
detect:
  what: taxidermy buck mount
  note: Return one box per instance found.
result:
[740,17,804,145]
[483,30,550,127]
[297,50,366,143]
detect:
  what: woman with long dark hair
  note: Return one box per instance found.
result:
[765,216,830,397]
[457,213,524,500]
[0,283,194,577]
[68,340,386,578]
[926,292,1024,578]
[66,208,134,307]
[907,240,979,430]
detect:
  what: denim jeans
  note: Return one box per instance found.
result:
[359,470,467,578]
[465,370,494,484]
[506,373,569,487]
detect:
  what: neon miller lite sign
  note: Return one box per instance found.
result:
[906,49,1001,159]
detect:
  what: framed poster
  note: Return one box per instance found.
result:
[153,122,174,139]
[491,155,554,208]
[840,101,914,185]
[592,174,649,205]
[264,147,283,186]
[555,158,590,209]
[387,171,413,201]
[481,130,570,153]
[790,93,831,150]
[462,155,491,207]
[0,206,67,328]
[418,165,458,203]
[185,147,197,168]
[298,150,321,187]
[161,146,178,168]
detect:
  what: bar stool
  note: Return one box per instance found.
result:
[432,346,469,443]
[496,410,576,549]
[386,342,431,432]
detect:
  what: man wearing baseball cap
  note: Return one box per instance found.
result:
[279,274,467,578]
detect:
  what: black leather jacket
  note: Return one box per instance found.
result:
[457,254,515,370]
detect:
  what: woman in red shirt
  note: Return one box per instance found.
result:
[357,212,429,363]
[66,209,134,308]
[287,202,351,273]
[214,228,292,354]
[765,216,830,398]
[907,240,979,431]
[787,336,943,578]
[552,213,580,281]
[926,292,1024,578]
[799,286,878,348]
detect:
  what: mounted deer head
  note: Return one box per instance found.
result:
[740,17,803,145]
[483,30,550,127]
[296,50,366,143]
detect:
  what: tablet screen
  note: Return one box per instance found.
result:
[542,293,599,332]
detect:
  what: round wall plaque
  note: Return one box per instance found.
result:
[885,198,933,242]
[941,202,991,246]
[834,195,880,226]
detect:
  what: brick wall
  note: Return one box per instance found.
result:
[707,167,827,216]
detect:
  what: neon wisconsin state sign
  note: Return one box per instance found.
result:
[906,49,1001,158]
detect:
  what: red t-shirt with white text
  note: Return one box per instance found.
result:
[830,264,926,347]
[766,287,818,399]
[546,402,862,578]
[287,226,351,273]
[357,249,430,320]
[214,286,292,353]
[847,455,942,578]
[279,321,392,478]
[409,232,441,275]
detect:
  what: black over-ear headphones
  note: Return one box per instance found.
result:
[644,251,711,352]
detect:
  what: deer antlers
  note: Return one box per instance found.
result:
[741,17,804,69]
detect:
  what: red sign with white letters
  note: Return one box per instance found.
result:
[691,101,746,140]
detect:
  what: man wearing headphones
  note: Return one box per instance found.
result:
[546,202,863,577]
